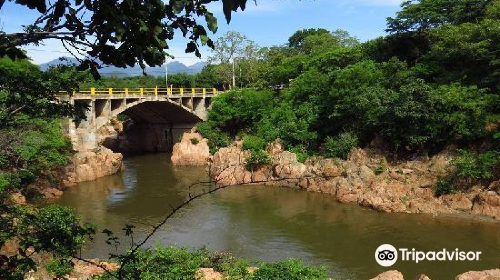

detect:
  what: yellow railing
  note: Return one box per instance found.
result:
[75,87,219,96]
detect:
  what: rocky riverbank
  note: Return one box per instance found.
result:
[370,269,500,280]
[205,139,500,220]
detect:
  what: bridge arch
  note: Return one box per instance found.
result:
[65,88,216,152]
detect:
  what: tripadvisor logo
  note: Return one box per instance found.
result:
[375,244,482,267]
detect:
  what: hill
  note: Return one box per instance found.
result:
[38,57,206,76]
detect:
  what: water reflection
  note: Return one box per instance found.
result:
[55,154,500,280]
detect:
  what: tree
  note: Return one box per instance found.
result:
[207,31,259,89]
[0,57,86,128]
[386,0,492,33]
[287,28,330,49]
[0,0,252,77]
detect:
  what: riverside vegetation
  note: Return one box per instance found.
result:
[195,0,500,198]
[1,0,500,279]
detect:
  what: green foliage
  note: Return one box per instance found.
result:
[1,204,94,279]
[386,0,491,33]
[0,118,72,191]
[104,246,211,280]
[242,135,267,152]
[435,178,456,197]
[20,205,95,256]
[209,252,250,279]
[97,246,329,280]
[190,138,200,145]
[199,1,498,174]
[256,101,318,150]
[288,28,331,49]
[45,258,74,278]
[0,173,8,194]
[289,146,309,163]
[374,162,386,175]
[0,57,86,128]
[208,89,275,136]
[245,150,272,171]
[324,133,358,159]
[250,259,327,280]
[452,150,499,181]
[197,122,231,154]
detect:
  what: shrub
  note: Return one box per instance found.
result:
[435,178,456,197]
[250,259,327,280]
[45,258,74,278]
[100,246,211,280]
[256,101,318,150]
[324,132,358,159]
[245,150,272,171]
[452,149,499,181]
[209,252,250,279]
[243,135,267,152]
[0,173,9,194]
[374,162,386,175]
[197,122,232,154]
[19,205,95,256]
[190,138,200,145]
[289,146,309,163]
[207,89,275,136]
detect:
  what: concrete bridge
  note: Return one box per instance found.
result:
[63,87,218,152]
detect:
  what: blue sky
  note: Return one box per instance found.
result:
[0,0,403,65]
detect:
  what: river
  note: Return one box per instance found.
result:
[54,153,500,280]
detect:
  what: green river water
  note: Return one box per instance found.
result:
[54,153,500,280]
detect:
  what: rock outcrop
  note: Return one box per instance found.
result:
[370,269,500,280]
[209,141,500,220]
[369,270,404,280]
[455,269,500,280]
[195,268,223,280]
[63,147,123,186]
[171,130,210,166]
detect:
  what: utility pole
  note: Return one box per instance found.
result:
[165,57,169,89]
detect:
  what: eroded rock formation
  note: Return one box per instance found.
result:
[63,147,123,186]
[209,141,500,220]
[171,130,210,166]
[369,269,500,280]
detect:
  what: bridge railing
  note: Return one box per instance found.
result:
[71,87,219,96]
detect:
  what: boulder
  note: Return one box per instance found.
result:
[171,131,210,166]
[64,147,123,185]
[471,193,500,219]
[369,270,404,280]
[195,268,222,280]
[42,187,64,199]
[455,269,500,280]
[9,192,26,205]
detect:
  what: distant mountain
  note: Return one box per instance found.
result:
[39,57,80,71]
[38,57,206,76]
[188,61,207,73]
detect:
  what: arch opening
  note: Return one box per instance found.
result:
[101,100,202,155]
